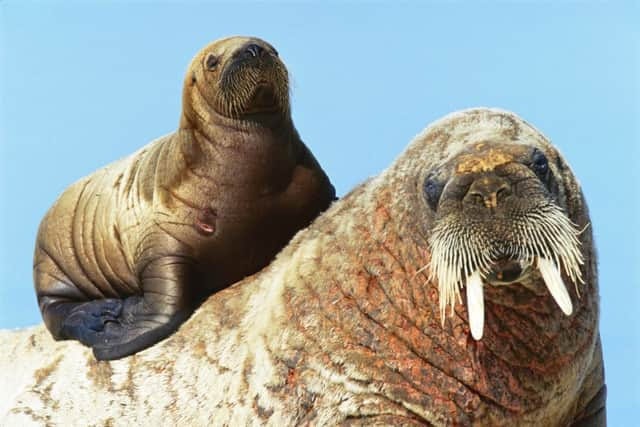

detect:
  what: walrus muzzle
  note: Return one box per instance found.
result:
[425,143,585,339]
[217,42,289,118]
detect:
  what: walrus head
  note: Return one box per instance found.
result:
[425,141,585,339]
[385,109,591,341]
[181,36,289,126]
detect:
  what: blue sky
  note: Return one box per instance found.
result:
[1,1,638,423]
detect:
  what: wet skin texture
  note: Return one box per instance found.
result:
[33,36,335,360]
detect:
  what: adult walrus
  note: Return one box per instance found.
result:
[4,109,604,425]
[32,36,335,360]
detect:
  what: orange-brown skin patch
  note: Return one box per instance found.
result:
[456,149,514,174]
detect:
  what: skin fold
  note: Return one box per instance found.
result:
[4,109,603,426]
[32,36,335,360]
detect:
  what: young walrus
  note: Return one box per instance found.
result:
[32,36,335,360]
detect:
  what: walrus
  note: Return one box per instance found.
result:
[32,36,335,361]
[4,109,603,425]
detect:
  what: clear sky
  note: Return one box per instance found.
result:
[1,0,638,423]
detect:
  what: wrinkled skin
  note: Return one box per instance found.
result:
[6,109,603,425]
[32,36,335,360]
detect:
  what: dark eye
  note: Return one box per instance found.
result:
[531,149,549,180]
[423,176,444,211]
[205,53,219,70]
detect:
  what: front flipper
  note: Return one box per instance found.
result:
[60,299,123,345]
[91,255,197,361]
[91,296,189,360]
[41,298,123,346]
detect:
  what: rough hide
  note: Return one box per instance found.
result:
[1,109,605,426]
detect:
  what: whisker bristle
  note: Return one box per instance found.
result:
[428,202,584,323]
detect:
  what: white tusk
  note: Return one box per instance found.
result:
[466,271,484,340]
[538,257,573,315]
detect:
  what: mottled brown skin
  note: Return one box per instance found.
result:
[32,36,335,361]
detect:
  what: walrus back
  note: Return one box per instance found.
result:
[33,135,173,304]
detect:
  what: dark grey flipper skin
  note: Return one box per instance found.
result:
[44,297,186,361]
[35,238,202,360]
[48,255,195,360]
[33,36,335,360]
[89,254,198,360]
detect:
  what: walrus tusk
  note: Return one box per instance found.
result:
[538,257,573,315]
[465,258,572,341]
[466,271,485,340]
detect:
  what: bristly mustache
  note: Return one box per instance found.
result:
[219,60,289,118]
[426,201,586,339]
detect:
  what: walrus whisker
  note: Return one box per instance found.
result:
[429,200,584,336]
[413,264,430,278]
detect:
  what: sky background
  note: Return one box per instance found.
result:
[1,0,638,423]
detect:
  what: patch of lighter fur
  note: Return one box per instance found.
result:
[0,327,52,417]
[242,237,320,343]
[309,361,375,397]
[308,361,441,424]
[0,329,134,425]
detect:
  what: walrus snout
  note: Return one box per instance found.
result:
[243,43,266,58]
[464,174,512,209]
[233,40,279,64]
[427,141,585,340]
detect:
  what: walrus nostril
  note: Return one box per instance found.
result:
[495,183,512,201]
[465,176,511,208]
[244,43,265,58]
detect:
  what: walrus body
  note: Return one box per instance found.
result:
[7,109,604,425]
[33,36,335,360]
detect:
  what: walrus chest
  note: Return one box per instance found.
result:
[187,194,317,286]
[152,159,329,291]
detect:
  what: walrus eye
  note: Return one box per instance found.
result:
[205,53,219,70]
[531,149,549,180]
[423,176,444,211]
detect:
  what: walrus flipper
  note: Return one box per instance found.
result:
[91,296,189,360]
[38,297,123,346]
[57,299,123,344]
[91,255,195,360]
[34,251,125,346]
